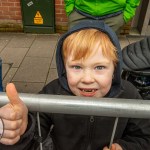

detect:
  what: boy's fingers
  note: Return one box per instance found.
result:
[111,144,116,150]
[103,146,109,150]
[0,136,20,145]
[103,144,116,150]
[2,128,20,139]
[2,119,22,130]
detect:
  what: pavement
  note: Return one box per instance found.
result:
[0,32,145,93]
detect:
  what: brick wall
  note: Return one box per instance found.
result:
[0,0,68,33]
[55,0,68,33]
[0,0,23,32]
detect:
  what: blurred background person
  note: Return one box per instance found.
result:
[64,0,141,35]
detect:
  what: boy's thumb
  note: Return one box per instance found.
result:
[6,83,22,106]
[6,83,28,135]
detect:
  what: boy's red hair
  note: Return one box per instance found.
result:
[62,29,118,66]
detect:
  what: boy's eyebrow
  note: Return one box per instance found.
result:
[67,58,112,65]
[71,61,112,67]
[87,60,112,66]
[93,61,111,65]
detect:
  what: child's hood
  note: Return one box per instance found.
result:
[56,20,123,97]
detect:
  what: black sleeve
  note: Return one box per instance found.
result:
[116,81,150,150]
[117,118,150,150]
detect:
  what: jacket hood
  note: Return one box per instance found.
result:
[56,20,122,97]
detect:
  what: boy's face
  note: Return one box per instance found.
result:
[65,46,115,98]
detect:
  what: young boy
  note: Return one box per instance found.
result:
[0,20,150,150]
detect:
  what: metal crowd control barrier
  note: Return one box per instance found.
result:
[0,92,150,118]
[0,92,150,150]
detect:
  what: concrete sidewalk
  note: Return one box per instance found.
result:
[0,32,144,93]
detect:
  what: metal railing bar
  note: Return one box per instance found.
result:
[0,92,150,118]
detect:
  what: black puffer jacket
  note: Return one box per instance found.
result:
[122,36,150,71]
[37,79,150,150]
[1,21,150,150]
[122,37,150,100]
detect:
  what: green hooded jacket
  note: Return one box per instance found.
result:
[64,0,140,23]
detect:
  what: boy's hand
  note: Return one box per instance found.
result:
[0,83,28,145]
[103,143,123,150]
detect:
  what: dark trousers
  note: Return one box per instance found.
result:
[68,9,125,35]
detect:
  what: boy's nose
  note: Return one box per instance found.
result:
[81,70,94,83]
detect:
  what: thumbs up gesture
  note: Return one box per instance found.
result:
[0,83,28,145]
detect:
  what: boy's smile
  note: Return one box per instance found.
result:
[65,46,115,98]
[79,88,98,97]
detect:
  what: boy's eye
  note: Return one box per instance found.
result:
[95,66,105,70]
[72,65,81,69]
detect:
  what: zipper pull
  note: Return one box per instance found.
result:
[90,116,94,123]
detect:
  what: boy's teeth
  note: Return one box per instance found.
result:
[82,89,95,92]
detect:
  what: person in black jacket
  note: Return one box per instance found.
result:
[0,20,150,150]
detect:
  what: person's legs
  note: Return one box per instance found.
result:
[68,10,125,34]
[104,13,125,35]
[68,10,88,29]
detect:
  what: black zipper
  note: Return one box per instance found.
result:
[86,116,95,150]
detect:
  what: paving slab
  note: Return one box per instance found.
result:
[0,39,10,52]
[146,26,150,36]
[2,63,12,79]
[0,46,4,53]
[12,82,45,93]
[0,32,16,40]
[2,68,18,90]
[36,34,60,41]
[50,49,56,69]
[12,57,51,82]
[0,39,9,47]
[0,47,29,67]
[27,40,57,58]
[6,34,36,48]
[46,68,58,84]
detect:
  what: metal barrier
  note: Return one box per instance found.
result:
[0,92,150,118]
[0,92,150,150]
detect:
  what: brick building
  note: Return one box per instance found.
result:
[0,0,68,33]
[0,0,23,31]
[0,0,149,35]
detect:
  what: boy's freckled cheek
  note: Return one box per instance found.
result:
[67,73,77,85]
